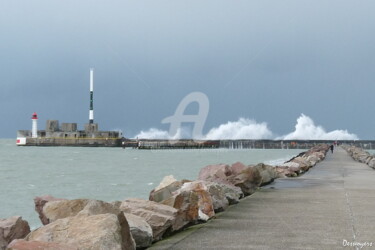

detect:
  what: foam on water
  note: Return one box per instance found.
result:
[265,157,291,166]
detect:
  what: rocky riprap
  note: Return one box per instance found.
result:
[342,145,375,169]
[3,144,329,250]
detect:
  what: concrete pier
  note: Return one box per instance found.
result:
[149,147,375,249]
[133,139,375,150]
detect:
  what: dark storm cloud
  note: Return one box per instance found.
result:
[1,0,374,138]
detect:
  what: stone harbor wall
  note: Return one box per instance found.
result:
[342,145,375,169]
[20,137,121,147]
[2,144,330,250]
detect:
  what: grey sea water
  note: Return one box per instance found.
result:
[0,139,304,229]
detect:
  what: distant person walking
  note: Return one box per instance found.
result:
[330,144,334,153]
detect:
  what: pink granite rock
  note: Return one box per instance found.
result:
[164,181,215,230]
[149,178,191,203]
[42,199,90,224]
[26,213,135,250]
[34,195,66,225]
[7,239,77,250]
[42,199,120,224]
[197,164,233,186]
[228,164,262,195]
[198,162,262,196]
[230,162,247,175]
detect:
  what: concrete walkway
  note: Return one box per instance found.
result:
[149,147,375,250]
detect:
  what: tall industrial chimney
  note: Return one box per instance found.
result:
[89,68,94,124]
[31,112,38,138]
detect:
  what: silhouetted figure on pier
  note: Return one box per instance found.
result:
[330,144,334,153]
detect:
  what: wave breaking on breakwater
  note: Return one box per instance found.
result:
[276,114,358,140]
[134,114,358,140]
[204,118,272,140]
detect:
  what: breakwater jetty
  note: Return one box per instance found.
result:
[131,139,375,150]
[150,146,375,249]
[1,145,331,249]
[17,138,375,149]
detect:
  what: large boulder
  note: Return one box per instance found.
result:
[26,213,135,250]
[77,199,121,217]
[0,216,30,250]
[277,162,303,176]
[42,199,120,224]
[204,181,243,212]
[204,182,228,212]
[7,239,77,250]
[149,177,191,203]
[228,164,262,195]
[230,162,247,175]
[152,175,242,214]
[120,198,178,241]
[111,201,123,209]
[198,162,262,196]
[163,181,215,230]
[153,175,177,191]
[281,162,301,170]
[276,166,298,178]
[253,163,278,186]
[290,157,311,172]
[42,199,90,224]
[197,164,233,186]
[34,195,66,225]
[124,213,153,249]
[275,166,297,178]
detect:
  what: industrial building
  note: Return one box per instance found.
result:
[16,69,122,147]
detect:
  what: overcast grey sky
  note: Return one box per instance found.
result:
[1,0,374,139]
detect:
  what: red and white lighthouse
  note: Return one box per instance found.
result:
[32,112,38,138]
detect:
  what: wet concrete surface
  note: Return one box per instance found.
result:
[149,148,375,250]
